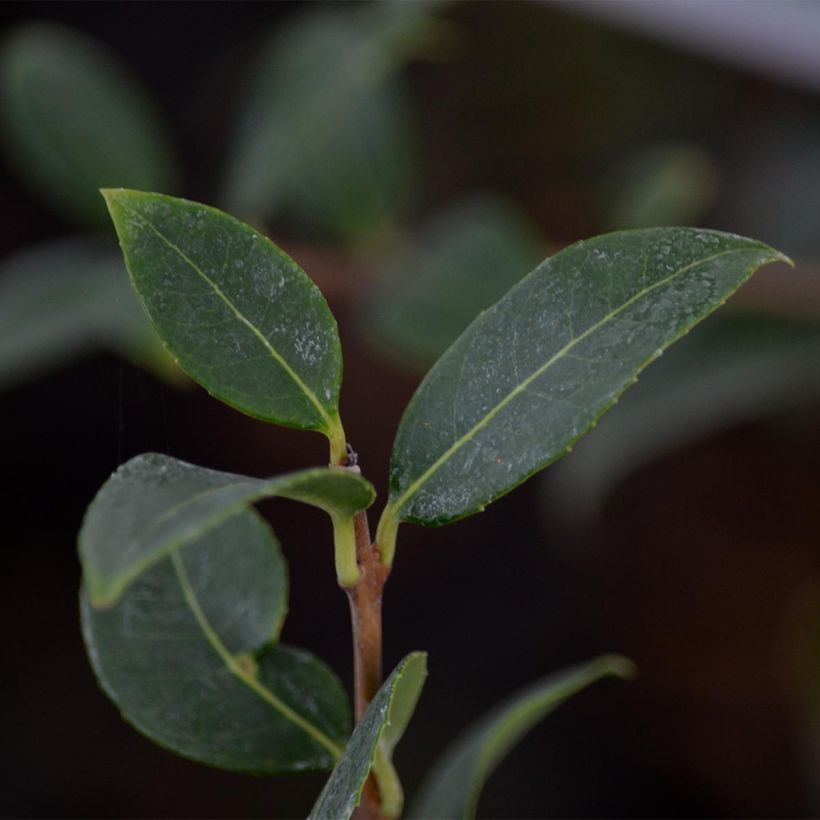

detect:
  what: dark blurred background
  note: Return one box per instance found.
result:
[2,1,820,817]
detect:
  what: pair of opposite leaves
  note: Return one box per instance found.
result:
[81,189,787,816]
[101,189,789,543]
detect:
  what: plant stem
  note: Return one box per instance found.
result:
[347,506,390,718]
[345,504,390,819]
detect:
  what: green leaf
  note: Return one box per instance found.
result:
[102,189,347,459]
[80,452,376,608]
[310,652,428,820]
[222,3,436,240]
[377,228,789,554]
[0,237,177,388]
[408,655,634,820]
[546,315,820,523]
[362,196,546,370]
[0,23,175,228]
[82,509,351,773]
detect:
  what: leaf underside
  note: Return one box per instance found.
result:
[103,189,343,435]
[387,228,789,527]
[80,452,376,608]
[408,655,634,819]
[310,652,428,820]
[82,509,351,774]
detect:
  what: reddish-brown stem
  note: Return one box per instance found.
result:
[345,506,390,820]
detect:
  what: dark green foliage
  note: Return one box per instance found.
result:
[383,229,787,531]
[82,510,351,774]
[103,190,346,453]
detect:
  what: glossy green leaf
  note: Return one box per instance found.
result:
[82,509,351,773]
[408,655,633,819]
[103,189,347,458]
[363,196,546,370]
[222,3,436,240]
[546,315,820,523]
[378,229,789,552]
[0,23,174,227]
[310,652,427,820]
[80,452,375,608]
[0,237,177,388]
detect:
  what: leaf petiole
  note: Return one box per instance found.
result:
[332,514,361,587]
[374,508,399,568]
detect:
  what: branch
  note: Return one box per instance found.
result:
[340,451,391,819]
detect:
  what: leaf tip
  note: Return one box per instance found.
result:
[80,553,122,611]
[100,188,126,220]
[596,653,637,681]
[406,650,429,670]
[100,187,146,209]
[775,251,795,269]
[84,579,118,611]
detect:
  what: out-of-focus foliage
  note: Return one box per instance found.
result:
[0,237,175,387]
[602,142,720,230]
[408,655,633,820]
[362,196,545,370]
[222,3,441,241]
[0,4,446,391]
[717,110,820,257]
[544,314,820,523]
[0,22,175,227]
[0,22,180,385]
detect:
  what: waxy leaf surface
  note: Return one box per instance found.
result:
[386,228,788,527]
[0,24,174,227]
[80,452,375,607]
[408,655,633,819]
[82,510,350,773]
[103,190,344,443]
[310,652,427,820]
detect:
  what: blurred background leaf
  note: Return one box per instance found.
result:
[716,109,820,257]
[602,141,720,230]
[0,237,178,388]
[543,312,820,527]
[0,22,176,228]
[222,3,443,243]
[361,195,546,370]
[2,2,820,817]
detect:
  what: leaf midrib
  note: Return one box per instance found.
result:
[389,245,755,516]
[171,550,343,760]
[87,480,260,605]
[116,198,335,430]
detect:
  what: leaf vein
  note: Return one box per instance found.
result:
[390,246,743,513]
[117,200,333,430]
[170,551,343,759]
